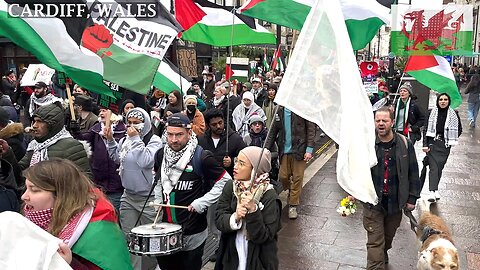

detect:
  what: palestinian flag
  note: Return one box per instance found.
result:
[226,57,249,82]
[1,0,182,96]
[239,0,390,50]
[271,45,284,72]
[263,48,270,71]
[175,0,276,46]
[405,54,462,108]
[153,59,191,95]
[391,5,473,56]
[72,191,133,270]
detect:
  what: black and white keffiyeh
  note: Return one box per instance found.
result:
[161,133,198,200]
[27,127,73,166]
[28,94,62,117]
[426,107,459,147]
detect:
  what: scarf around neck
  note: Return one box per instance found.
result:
[28,93,62,116]
[161,133,198,201]
[426,107,459,147]
[213,95,225,107]
[394,98,410,135]
[24,205,93,248]
[27,127,73,166]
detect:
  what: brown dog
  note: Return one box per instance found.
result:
[416,211,459,270]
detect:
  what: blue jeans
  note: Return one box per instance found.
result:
[467,100,480,127]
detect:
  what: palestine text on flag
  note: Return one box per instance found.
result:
[273,0,378,204]
[175,0,276,46]
[405,54,462,108]
[239,0,390,50]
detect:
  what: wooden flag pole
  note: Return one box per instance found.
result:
[65,82,76,121]
[105,109,112,128]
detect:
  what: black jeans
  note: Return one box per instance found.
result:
[156,241,205,270]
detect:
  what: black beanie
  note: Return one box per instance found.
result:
[0,106,10,127]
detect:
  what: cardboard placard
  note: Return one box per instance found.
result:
[364,82,379,94]
[21,64,55,86]
[177,49,197,78]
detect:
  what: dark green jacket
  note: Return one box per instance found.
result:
[265,106,316,161]
[19,104,91,176]
[215,180,281,270]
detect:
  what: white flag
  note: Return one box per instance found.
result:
[274,0,378,204]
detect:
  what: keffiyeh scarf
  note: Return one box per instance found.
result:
[27,127,73,166]
[24,206,93,247]
[161,133,198,200]
[213,95,225,107]
[233,173,271,203]
[426,107,459,147]
[28,94,62,117]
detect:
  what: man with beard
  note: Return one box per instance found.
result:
[24,82,62,126]
[19,103,91,175]
[363,106,420,269]
[153,113,231,270]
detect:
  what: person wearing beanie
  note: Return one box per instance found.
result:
[153,112,231,270]
[215,146,281,270]
[72,95,98,133]
[0,106,25,161]
[17,104,91,176]
[394,82,425,143]
[119,99,136,123]
[183,95,206,136]
[422,93,462,202]
[232,91,266,139]
[105,106,162,270]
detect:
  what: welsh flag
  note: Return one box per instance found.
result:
[239,0,390,50]
[153,59,191,95]
[0,0,182,96]
[405,54,462,108]
[175,0,276,46]
[72,191,133,270]
[263,48,270,71]
[391,5,473,56]
[271,45,284,72]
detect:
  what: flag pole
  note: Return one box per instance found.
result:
[225,6,237,158]
[392,70,407,106]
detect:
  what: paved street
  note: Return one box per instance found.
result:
[204,91,480,270]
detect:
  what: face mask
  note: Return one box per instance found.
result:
[187,105,196,112]
[130,123,144,133]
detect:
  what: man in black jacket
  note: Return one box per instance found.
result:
[198,108,246,177]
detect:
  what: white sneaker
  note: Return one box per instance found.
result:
[434,190,441,201]
[427,191,436,202]
[288,206,298,219]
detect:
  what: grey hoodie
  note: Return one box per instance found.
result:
[107,107,163,196]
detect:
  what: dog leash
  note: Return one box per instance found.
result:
[403,209,419,233]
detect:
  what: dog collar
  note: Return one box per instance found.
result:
[420,226,443,243]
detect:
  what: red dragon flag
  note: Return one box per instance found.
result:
[391,4,473,56]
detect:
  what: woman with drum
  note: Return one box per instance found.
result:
[21,159,133,269]
[215,146,282,270]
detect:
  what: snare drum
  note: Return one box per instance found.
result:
[128,223,183,256]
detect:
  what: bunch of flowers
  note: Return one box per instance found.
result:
[336,196,357,216]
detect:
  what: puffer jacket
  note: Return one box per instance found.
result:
[0,122,26,161]
[19,104,91,176]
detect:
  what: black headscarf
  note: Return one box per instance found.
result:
[435,93,451,135]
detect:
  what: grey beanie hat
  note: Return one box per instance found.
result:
[240,146,271,175]
[399,82,413,95]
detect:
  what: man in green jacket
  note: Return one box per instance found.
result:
[19,103,91,175]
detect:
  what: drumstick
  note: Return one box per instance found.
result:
[152,206,162,227]
[149,202,189,209]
